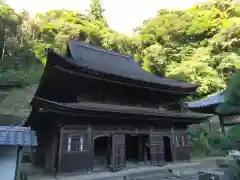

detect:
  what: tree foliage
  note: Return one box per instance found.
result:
[2,0,240,166]
[88,0,105,21]
[1,0,240,95]
[216,72,240,115]
[188,122,240,157]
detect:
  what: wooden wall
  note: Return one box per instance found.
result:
[55,124,189,175]
[41,71,184,108]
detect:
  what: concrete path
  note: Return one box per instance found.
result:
[27,157,229,180]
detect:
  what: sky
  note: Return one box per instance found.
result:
[6,0,208,33]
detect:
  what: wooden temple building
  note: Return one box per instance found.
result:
[186,91,225,114]
[187,90,240,132]
[26,40,209,175]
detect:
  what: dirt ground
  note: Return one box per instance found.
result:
[24,156,229,180]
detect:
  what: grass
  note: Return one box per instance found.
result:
[0,84,37,118]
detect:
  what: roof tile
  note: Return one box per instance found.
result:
[187,91,225,108]
[0,126,37,146]
[67,41,197,90]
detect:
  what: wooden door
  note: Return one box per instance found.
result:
[58,131,92,173]
[175,131,190,161]
[149,133,164,166]
[111,134,126,172]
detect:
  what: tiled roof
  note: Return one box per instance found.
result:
[66,41,198,90]
[34,97,210,120]
[0,126,37,146]
[186,91,225,108]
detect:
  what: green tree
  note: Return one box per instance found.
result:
[2,0,240,161]
[88,0,105,21]
[216,72,240,115]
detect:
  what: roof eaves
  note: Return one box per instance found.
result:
[67,41,198,92]
[186,91,225,108]
[34,97,210,120]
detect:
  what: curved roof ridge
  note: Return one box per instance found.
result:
[68,40,131,59]
[66,40,198,90]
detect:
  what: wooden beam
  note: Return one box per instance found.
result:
[54,65,195,95]
[219,115,226,135]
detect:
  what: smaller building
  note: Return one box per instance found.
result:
[186,91,225,114]
[186,90,240,132]
[0,126,37,180]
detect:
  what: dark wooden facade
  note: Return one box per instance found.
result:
[26,41,208,176]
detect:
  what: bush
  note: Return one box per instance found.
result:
[225,160,240,180]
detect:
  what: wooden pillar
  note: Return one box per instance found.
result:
[56,127,63,176]
[45,143,53,173]
[144,133,150,163]
[219,115,226,135]
[52,135,59,174]
[44,129,59,173]
[184,130,191,162]
[15,147,23,180]
[45,133,58,173]
[208,119,212,133]
[171,127,176,162]
[137,135,142,162]
[144,146,147,163]
[87,124,94,172]
[107,137,111,167]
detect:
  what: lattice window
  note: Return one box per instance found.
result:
[175,135,187,147]
[67,134,84,152]
[175,136,180,147]
[181,135,185,146]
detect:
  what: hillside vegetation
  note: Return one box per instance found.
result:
[1,0,240,98]
[2,0,240,167]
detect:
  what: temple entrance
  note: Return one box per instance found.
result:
[94,136,112,170]
[125,134,138,165]
[125,134,150,167]
[163,136,172,162]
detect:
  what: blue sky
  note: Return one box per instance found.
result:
[6,0,208,33]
